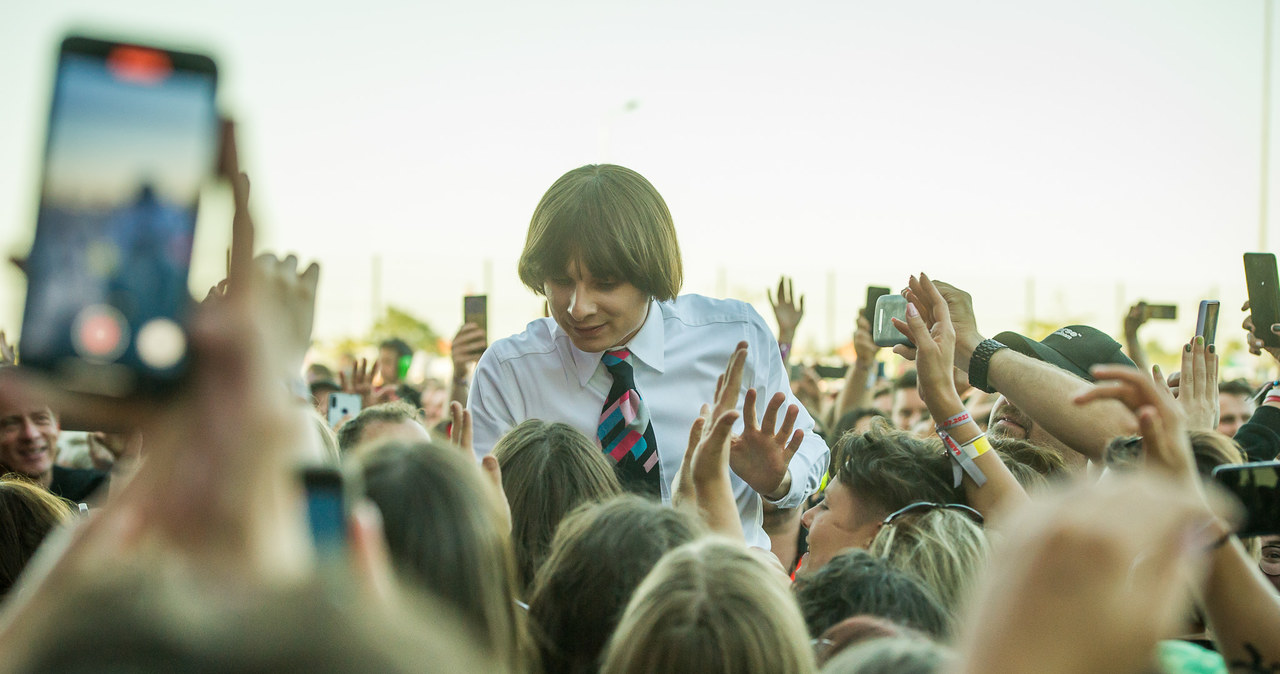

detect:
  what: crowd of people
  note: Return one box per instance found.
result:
[0,122,1279,674]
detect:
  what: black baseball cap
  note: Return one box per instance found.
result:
[992,325,1135,382]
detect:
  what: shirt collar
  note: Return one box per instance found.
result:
[567,299,666,388]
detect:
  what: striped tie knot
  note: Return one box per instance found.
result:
[597,347,660,496]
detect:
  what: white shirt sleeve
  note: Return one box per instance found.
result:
[468,349,520,461]
[743,305,829,509]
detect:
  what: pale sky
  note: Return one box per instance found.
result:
[1,0,1275,366]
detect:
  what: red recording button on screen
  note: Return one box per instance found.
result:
[107,46,172,84]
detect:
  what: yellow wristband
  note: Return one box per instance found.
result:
[961,434,991,460]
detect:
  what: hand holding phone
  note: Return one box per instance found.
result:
[462,295,488,355]
[327,392,362,428]
[1195,300,1220,346]
[1245,253,1280,349]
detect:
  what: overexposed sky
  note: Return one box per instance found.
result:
[0,0,1274,360]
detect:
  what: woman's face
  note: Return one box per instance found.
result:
[544,259,650,353]
[1261,535,1280,594]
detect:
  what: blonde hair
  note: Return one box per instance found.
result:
[599,538,816,674]
[518,164,683,301]
[867,508,988,624]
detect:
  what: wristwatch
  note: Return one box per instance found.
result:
[968,339,1008,394]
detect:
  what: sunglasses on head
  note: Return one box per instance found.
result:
[880,501,984,528]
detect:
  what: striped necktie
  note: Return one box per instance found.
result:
[598,348,661,496]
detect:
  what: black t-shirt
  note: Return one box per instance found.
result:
[48,465,109,503]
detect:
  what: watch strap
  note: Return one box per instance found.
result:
[968,339,1008,394]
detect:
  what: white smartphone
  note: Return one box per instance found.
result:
[327,392,362,428]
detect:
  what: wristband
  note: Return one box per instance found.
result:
[778,341,792,363]
[1265,391,1280,406]
[968,339,1008,394]
[939,431,988,488]
[960,433,992,460]
[936,411,972,432]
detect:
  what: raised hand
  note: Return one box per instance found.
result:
[340,358,381,407]
[451,324,487,374]
[853,314,878,366]
[893,273,959,408]
[768,276,805,345]
[1241,300,1280,363]
[0,331,16,366]
[1074,364,1196,491]
[721,343,804,500]
[1124,302,1149,336]
[447,401,473,454]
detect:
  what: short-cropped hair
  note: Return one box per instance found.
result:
[492,419,622,590]
[833,425,957,515]
[821,636,954,674]
[792,549,949,640]
[518,164,683,301]
[600,537,815,674]
[337,401,422,453]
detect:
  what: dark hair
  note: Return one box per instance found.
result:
[833,425,958,516]
[892,370,918,393]
[0,474,73,598]
[492,420,622,591]
[829,408,891,450]
[1219,378,1255,398]
[518,164,683,301]
[336,401,423,452]
[394,383,422,411]
[356,441,520,667]
[792,549,950,639]
[527,496,701,674]
[379,338,413,358]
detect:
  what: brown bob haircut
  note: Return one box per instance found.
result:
[518,164,683,301]
[0,473,74,598]
[492,419,622,592]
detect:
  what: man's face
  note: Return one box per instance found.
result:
[891,388,930,431]
[378,347,403,385]
[798,481,883,576]
[1261,535,1280,594]
[988,395,1089,473]
[1218,393,1254,437]
[544,259,650,353]
[0,405,60,482]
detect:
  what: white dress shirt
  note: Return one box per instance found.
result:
[468,294,829,550]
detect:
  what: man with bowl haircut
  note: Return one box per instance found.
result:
[468,164,829,550]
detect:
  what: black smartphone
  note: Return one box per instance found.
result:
[1196,300,1220,346]
[464,294,488,353]
[1245,253,1280,349]
[19,36,219,396]
[301,466,351,561]
[814,364,849,379]
[1211,461,1280,538]
[1145,304,1178,320]
[864,286,891,325]
[872,294,913,348]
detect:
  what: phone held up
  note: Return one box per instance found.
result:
[464,294,488,353]
[1211,461,1280,539]
[19,36,220,397]
[327,392,362,429]
[872,294,914,348]
[300,466,359,570]
[1195,300,1220,346]
[1245,253,1280,349]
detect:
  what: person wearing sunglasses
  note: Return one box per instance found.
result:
[868,502,989,622]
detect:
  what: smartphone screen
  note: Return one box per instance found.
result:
[1196,300,1220,346]
[1211,461,1280,538]
[301,467,348,559]
[1145,304,1177,320]
[1245,253,1280,349]
[464,294,488,352]
[19,37,218,396]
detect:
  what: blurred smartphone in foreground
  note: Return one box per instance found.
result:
[863,286,890,325]
[300,467,353,562]
[1211,461,1280,538]
[1195,300,1220,346]
[19,36,219,397]
[872,294,913,348]
[327,392,362,428]
[464,294,488,352]
[1245,253,1280,349]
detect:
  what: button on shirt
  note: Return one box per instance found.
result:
[468,294,830,550]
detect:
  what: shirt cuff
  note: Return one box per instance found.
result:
[764,457,810,509]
